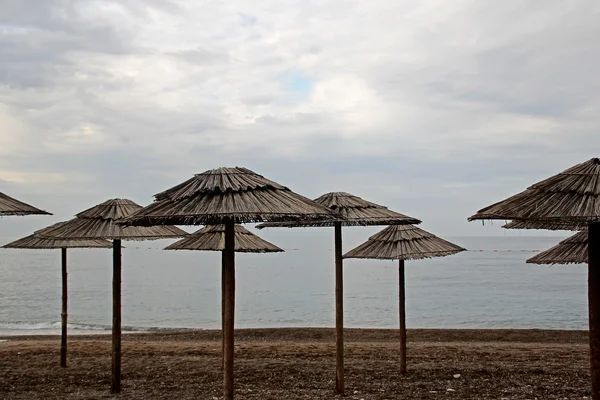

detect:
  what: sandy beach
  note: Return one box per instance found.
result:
[0,328,591,399]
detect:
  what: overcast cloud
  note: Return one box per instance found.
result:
[1,0,599,238]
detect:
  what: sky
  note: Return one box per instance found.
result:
[1,0,599,239]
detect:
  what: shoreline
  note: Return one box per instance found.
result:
[0,327,590,342]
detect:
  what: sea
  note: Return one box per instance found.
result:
[0,230,587,336]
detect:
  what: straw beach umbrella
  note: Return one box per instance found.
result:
[165,224,283,253]
[122,167,337,400]
[527,231,588,265]
[39,199,187,393]
[469,157,600,399]
[3,222,112,367]
[257,192,420,393]
[343,225,465,374]
[0,192,51,216]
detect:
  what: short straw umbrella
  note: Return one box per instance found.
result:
[502,220,587,264]
[165,225,284,253]
[0,192,51,216]
[38,199,187,393]
[257,192,420,393]
[122,167,337,400]
[343,224,465,374]
[527,231,588,265]
[2,222,112,367]
[468,157,600,399]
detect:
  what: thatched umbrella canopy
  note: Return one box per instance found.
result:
[0,192,51,216]
[502,220,579,231]
[3,222,112,367]
[468,157,600,399]
[165,225,283,253]
[343,225,465,374]
[122,167,337,400]
[527,231,588,265]
[39,199,186,394]
[257,191,420,393]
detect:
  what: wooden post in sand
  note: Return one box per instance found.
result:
[61,248,68,368]
[111,239,122,394]
[589,223,600,400]
[334,222,344,394]
[399,259,407,374]
[223,220,236,400]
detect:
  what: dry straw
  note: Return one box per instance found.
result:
[165,225,283,253]
[3,221,112,368]
[257,191,420,395]
[343,224,465,260]
[0,192,51,216]
[37,198,186,394]
[344,224,464,374]
[468,157,600,399]
[125,167,337,400]
[527,231,588,265]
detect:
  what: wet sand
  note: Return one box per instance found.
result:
[0,328,591,399]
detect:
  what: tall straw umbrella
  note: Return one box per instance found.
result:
[469,157,600,399]
[0,192,51,216]
[257,192,420,393]
[527,231,588,265]
[165,224,284,253]
[39,199,187,393]
[343,225,465,374]
[122,167,338,400]
[3,222,112,367]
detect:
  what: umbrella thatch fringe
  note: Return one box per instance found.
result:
[257,192,420,228]
[343,225,465,261]
[527,231,588,265]
[469,158,600,226]
[0,192,51,216]
[502,220,582,231]
[39,199,187,240]
[76,199,141,220]
[3,235,112,249]
[3,221,113,249]
[124,168,338,226]
[165,225,283,253]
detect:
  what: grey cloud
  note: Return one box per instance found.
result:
[1,0,599,239]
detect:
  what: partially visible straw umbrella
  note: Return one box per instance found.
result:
[503,220,579,231]
[39,199,187,393]
[165,225,283,253]
[0,192,51,216]
[469,157,600,399]
[343,224,465,374]
[3,222,112,367]
[527,231,588,265]
[122,167,337,400]
[257,192,420,393]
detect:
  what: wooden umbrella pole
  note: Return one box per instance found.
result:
[589,223,600,400]
[223,219,236,400]
[399,259,407,375]
[111,239,122,394]
[222,249,226,370]
[60,248,68,368]
[334,222,344,394]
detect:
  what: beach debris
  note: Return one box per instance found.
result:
[447,388,455,392]
[453,374,461,379]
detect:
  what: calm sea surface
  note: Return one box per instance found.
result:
[0,230,587,336]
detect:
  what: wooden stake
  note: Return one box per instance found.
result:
[223,220,236,400]
[334,222,344,394]
[60,248,68,368]
[399,259,407,375]
[111,239,122,394]
[589,223,600,400]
